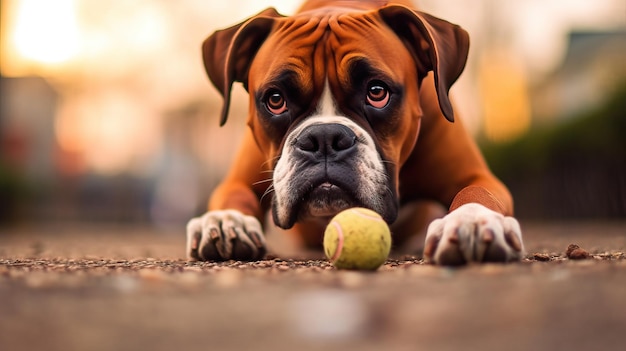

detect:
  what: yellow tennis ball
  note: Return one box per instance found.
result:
[323,207,392,270]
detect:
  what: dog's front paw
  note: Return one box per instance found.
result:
[423,203,524,265]
[186,210,267,261]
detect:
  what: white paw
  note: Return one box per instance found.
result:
[186,210,266,261]
[424,203,524,265]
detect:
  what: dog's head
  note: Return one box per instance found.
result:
[202,5,469,228]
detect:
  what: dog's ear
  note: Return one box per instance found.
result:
[202,8,285,126]
[379,6,469,122]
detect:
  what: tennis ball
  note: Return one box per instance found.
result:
[323,207,392,270]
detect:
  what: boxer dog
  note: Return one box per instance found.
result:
[186,0,524,265]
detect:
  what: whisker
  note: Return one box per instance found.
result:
[260,184,275,203]
[261,156,280,170]
[252,178,274,186]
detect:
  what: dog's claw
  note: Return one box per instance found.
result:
[482,228,494,242]
[424,203,524,265]
[504,220,523,252]
[187,231,202,261]
[448,229,460,244]
[186,210,267,261]
[249,231,265,249]
[423,232,440,258]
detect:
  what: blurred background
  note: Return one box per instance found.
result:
[1,0,625,229]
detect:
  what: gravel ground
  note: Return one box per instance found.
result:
[1,221,625,351]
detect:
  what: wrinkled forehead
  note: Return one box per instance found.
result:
[248,10,410,93]
[248,15,328,96]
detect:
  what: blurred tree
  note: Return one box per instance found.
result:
[482,82,626,219]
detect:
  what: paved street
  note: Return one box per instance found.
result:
[1,221,625,351]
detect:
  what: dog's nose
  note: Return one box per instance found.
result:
[295,123,357,158]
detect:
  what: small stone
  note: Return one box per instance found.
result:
[566,244,590,260]
[533,253,551,261]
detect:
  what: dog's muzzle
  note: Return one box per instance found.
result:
[272,118,397,229]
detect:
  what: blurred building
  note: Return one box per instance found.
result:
[0,75,153,223]
[532,30,626,124]
[0,76,57,222]
[0,76,57,179]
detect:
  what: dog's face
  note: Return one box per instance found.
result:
[202,6,469,229]
[249,13,423,228]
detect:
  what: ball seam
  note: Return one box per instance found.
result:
[329,221,344,263]
[352,208,385,222]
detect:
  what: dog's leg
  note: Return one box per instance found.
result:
[186,129,270,261]
[414,132,525,265]
[403,76,525,265]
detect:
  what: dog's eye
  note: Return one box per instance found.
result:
[366,82,390,109]
[265,90,288,115]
